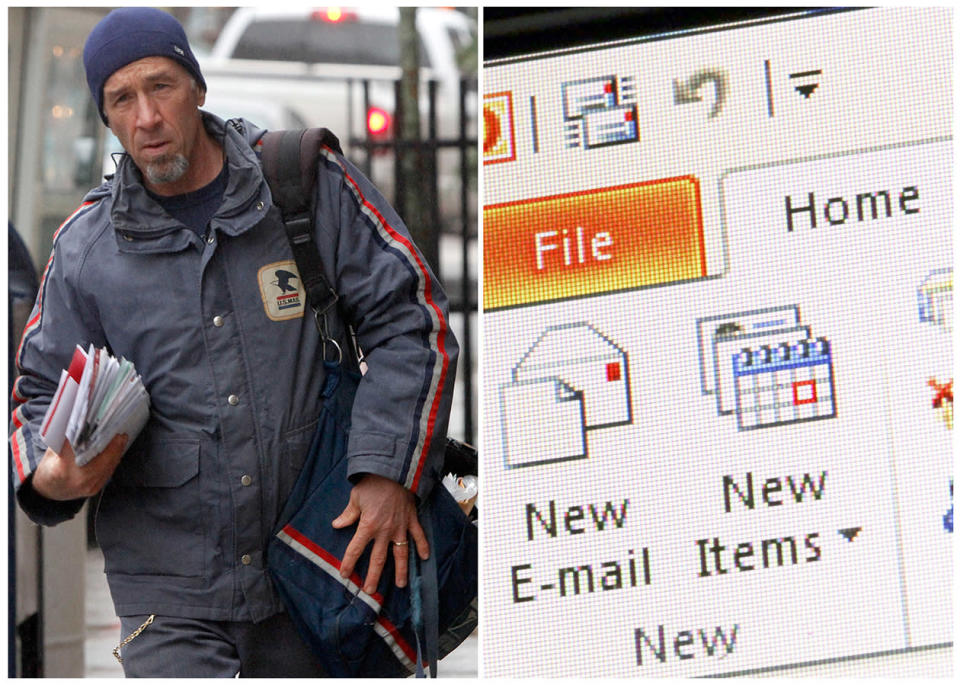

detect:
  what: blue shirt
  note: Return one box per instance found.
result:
[147,162,229,236]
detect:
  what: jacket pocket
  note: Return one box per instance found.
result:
[276,418,319,521]
[95,438,205,578]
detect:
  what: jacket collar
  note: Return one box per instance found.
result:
[109,112,272,250]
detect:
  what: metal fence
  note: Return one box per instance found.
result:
[348,77,478,444]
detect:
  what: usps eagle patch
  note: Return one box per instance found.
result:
[258,260,306,321]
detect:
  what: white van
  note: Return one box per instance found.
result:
[204,7,475,141]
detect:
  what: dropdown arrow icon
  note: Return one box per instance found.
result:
[789,68,822,100]
[838,526,862,542]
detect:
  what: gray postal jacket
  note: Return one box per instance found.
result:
[10,113,458,622]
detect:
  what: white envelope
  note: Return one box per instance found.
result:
[75,382,150,466]
[39,369,79,455]
[65,344,96,448]
[512,322,631,429]
[500,377,586,469]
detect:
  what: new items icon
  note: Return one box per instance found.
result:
[696,306,837,431]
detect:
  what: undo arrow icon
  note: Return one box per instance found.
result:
[672,69,727,119]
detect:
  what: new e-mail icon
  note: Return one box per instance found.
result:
[500,322,632,469]
[513,322,632,428]
[500,378,586,469]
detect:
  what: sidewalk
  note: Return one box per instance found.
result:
[84,548,123,678]
[84,547,478,677]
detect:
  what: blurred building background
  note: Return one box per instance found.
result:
[8,6,476,677]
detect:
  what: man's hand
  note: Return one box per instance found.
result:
[31,434,128,501]
[332,473,429,594]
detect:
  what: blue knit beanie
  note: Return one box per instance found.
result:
[83,7,206,125]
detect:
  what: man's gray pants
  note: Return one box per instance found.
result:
[117,611,326,677]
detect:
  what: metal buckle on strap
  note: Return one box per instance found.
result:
[312,288,340,319]
[315,309,343,365]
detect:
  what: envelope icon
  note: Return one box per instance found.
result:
[500,378,587,469]
[512,322,632,429]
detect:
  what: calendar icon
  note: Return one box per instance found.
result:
[732,337,837,430]
[697,306,838,432]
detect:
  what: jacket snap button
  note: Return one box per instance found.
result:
[241,475,252,486]
[241,554,252,566]
[207,233,215,244]
[256,201,264,211]
[123,234,133,241]
[228,394,239,406]
[213,315,224,327]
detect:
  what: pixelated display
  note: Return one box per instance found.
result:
[482,7,952,678]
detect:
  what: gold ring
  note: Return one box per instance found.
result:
[393,540,409,546]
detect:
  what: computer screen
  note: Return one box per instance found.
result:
[481,7,953,676]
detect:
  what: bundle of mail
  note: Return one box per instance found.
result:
[39,344,150,466]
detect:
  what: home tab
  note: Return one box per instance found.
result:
[483,176,704,310]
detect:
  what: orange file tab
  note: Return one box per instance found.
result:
[483,176,705,310]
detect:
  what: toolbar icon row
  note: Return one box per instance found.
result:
[483,62,825,164]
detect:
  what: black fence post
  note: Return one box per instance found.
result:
[393,79,405,222]
[360,79,373,180]
[427,80,441,258]
[458,77,475,444]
